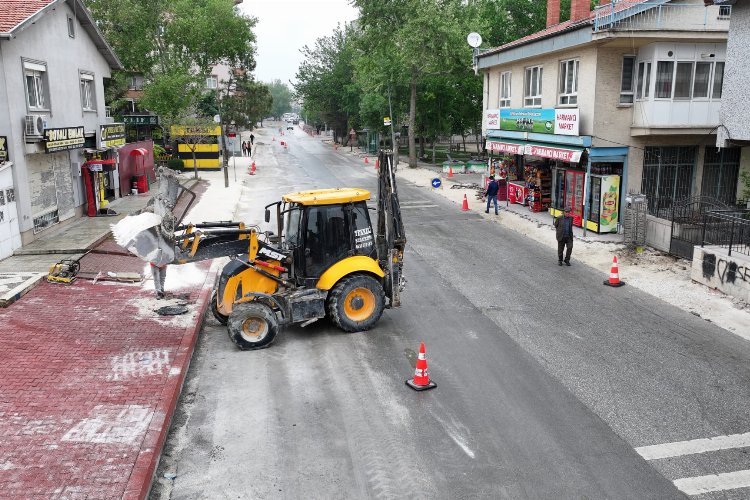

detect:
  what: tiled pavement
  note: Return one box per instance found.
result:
[0,180,214,499]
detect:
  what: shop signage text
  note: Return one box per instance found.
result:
[170,125,221,137]
[100,123,126,148]
[44,126,84,153]
[123,115,159,126]
[487,140,583,163]
[487,140,524,155]
[492,108,580,136]
[0,136,8,162]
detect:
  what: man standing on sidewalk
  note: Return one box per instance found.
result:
[485,175,499,215]
[554,206,574,266]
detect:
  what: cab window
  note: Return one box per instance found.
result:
[350,203,375,258]
[305,205,350,277]
[284,206,303,249]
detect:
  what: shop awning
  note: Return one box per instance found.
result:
[524,142,584,163]
[487,139,525,155]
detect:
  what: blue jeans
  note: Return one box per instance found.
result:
[486,195,498,214]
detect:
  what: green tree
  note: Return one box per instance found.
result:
[268,80,293,119]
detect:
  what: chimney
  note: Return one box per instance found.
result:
[571,0,591,22]
[546,0,560,27]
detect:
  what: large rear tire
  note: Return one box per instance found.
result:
[327,274,385,333]
[227,302,279,350]
[211,291,228,325]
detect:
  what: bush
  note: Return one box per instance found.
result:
[167,158,184,170]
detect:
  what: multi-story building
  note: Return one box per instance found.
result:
[0,0,123,259]
[477,0,736,250]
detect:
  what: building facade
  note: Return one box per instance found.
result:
[477,0,738,250]
[0,0,123,258]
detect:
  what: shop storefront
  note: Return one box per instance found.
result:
[78,123,126,217]
[485,108,627,234]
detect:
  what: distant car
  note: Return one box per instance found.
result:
[286,122,294,130]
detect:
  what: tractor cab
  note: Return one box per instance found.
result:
[265,188,377,286]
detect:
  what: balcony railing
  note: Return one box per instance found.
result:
[594,1,730,33]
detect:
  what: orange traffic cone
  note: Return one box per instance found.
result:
[461,194,469,212]
[251,161,256,174]
[604,256,625,287]
[364,156,369,164]
[448,166,454,178]
[406,342,437,391]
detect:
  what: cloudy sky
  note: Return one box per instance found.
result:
[240,0,359,86]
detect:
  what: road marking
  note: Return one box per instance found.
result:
[635,432,750,460]
[674,469,750,495]
[399,200,431,205]
[400,204,438,209]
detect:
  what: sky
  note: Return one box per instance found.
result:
[240,0,359,87]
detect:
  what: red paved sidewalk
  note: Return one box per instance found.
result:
[0,180,215,499]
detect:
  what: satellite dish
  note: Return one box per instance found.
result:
[467,32,482,48]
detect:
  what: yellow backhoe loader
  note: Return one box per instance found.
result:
[120,150,405,350]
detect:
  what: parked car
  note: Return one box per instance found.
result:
[286,122,294,130]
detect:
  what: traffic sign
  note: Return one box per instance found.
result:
[227,132,236,138]
[431,178,442,189]
[384,117,392,126]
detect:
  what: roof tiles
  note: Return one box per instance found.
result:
[0,0,55,34]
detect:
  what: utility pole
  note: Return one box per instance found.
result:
[217,87,229,188]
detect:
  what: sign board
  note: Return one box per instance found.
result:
[384,117,392,126]
[170,125,222,136]
[123,115,159,126]
[499,108,579,136]
[487,140,583,163]
[99,123,126,149]
[484,109,500,130]
[0,136,8,162]
[227,132,237,138]
[43,126,85,153]
[431,178,442,189]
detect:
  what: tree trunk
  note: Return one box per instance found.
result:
[408,69,417,168]
[192,149,198,179]
[431,138,436,165]
[419,135,425,159]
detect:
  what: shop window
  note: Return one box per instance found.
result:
[67,15,75,38]
[206,75,219,89]
[674,62,693,100]
[558,59,578,106]
[80,72,96,112]
[655,61,674,99]
[718,5,731,18]
[712,62,724,99]
[641,146,696,218]
[619,56,635,104]
[693,62,712,99]
[636,61,651,100]
[24,61,48,111]
[499,71,511,108]
[702,147,740,205]
[524,65,543,107]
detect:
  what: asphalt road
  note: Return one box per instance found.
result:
[151,127,750,499]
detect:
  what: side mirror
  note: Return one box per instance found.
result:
[265,209,270,223]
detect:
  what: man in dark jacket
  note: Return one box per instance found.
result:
[554,206,574,266]
[485,175,499,215]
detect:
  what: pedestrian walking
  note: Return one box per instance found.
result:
[150,262,168,299]
[249,133,255,146]
[485,175,499,215]
[241,141,248,157]
[554,206,574,266]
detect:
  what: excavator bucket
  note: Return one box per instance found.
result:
[111,166,186,266]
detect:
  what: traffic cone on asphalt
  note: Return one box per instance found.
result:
[604,256,625,287]
[364,156,369,164]
[461,194,469,212]
[448,166,454,178]
[406,342,437,391]
[251,161,256,174]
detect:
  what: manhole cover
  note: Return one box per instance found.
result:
[156,305,189,316]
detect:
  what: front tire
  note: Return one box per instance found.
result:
[327,274,385,333]
[211,291,228,325]
[227,302,279,350]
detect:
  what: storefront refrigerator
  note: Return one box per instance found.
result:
[586,175,620,233]
[564,170,585,227]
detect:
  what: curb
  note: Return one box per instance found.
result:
[123,266,217,500]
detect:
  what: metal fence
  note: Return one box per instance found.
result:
[702,210,750,257]
[594,2,731,33]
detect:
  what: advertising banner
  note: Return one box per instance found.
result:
[484,109,500,130]
[599,175,620,233]
[123,115,159,126]
[499,108,580,136]
[486,140,524,155]
[43,126,85,153]
[100,123,126,149]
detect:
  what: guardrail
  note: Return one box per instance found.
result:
[701,210,750,257]
[594,2,730,33]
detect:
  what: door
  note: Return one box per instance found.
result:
[0,165,21,259]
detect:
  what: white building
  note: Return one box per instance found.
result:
[0,0,123,259]
[477,0,736,251]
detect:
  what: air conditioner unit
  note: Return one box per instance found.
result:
[24,115,47,137]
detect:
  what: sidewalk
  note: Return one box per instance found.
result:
[0,173,218,499]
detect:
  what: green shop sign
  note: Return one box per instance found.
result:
[123,115,159,126]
